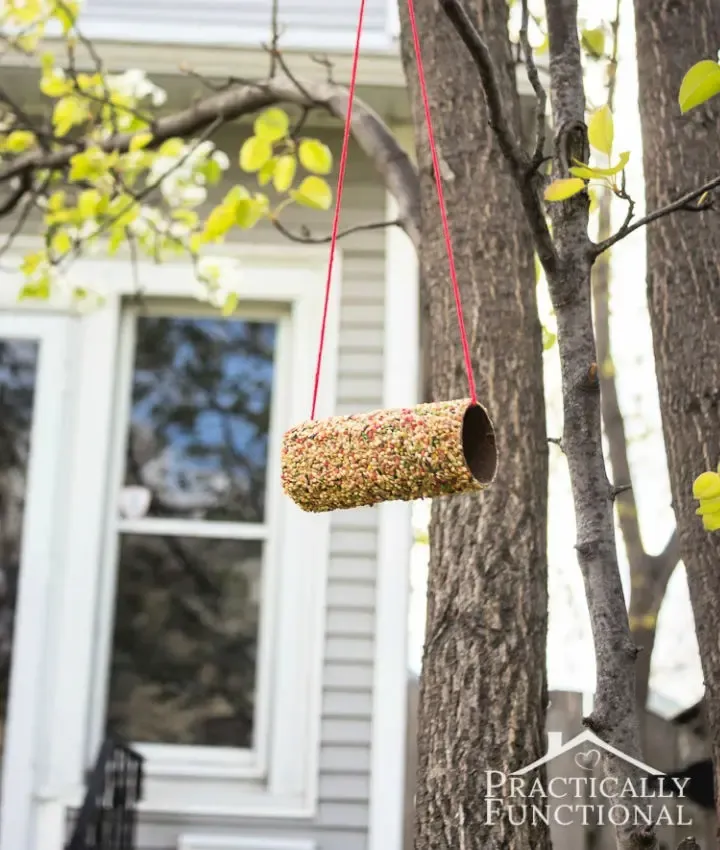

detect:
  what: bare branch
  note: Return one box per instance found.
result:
[439,0,527,172]
[272,217,400,244]
[594,173,720,257]
[0,173,32,218]
[0,76,421,247]
[439,0,557,274]
[519,0,547,169]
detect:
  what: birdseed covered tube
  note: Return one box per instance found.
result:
[281,398,497,513]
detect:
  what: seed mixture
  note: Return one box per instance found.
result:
[281,398,493,513]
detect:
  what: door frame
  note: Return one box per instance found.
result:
[0,312,71,850]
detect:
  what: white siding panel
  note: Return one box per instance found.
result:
[326,611,375,637]
[327,557,376,582]
[322,720,373,745]
[318,803,370,830]
[331,529,377,556]
[320,746,371,774]
[319,775,372,802]
[323,691,374,717]
[326,583,375,609]
[325,637,374,663]
[323,663,374,691]
[79,0,394,51]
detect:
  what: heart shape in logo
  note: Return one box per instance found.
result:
[574,749,601,771]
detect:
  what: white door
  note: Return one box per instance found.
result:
[0,313,69,850]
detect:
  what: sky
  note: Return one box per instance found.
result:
[407,0,705,718]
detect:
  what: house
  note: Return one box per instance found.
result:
[0,2,540,849]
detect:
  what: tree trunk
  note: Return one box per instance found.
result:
[633,0,720,820]
[397,3,550,849]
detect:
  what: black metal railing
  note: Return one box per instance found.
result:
[65,737,145,850]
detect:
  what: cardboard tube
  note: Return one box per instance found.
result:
[281,398,497,513]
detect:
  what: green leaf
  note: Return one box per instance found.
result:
[569,151,630,179]
[534,34,549,55]
[290,175,333,210]
[77,188,102,218]
[544,178,585,202]
[158,138,185,157]
[695,495,720,516]
[203,204,236,241]
[298,139,333,175]
[50,229,72,256]
[542,327,556,351]
[52,96,89,136]
[702,511,720,532]
[221,292,239,316]
[202,159,223,186]
[588,188,599,214]
[678,60,720,113]
[52,0,79,33]
[5,130,35,153]
[273,155,297,193]
[254,108,290,142]
[587,105,613,156]
[129,130,153,152]
[239,136,273,173]
[257,157,277,187]
[235,198,264,229]
[693,470,720,500]
[581,26,605,58]
[40,72,72,97]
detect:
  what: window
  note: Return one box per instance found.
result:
[104,309,277,755]
[51,253,338,819]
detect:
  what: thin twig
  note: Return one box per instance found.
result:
[439,0,528,172]
[272,217,400,244]
[439,0,557,274]
[594,173,720,256]
[519,0,547,170]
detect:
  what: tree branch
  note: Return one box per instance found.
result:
[439,0,557,274]
[271,217,400,244]
[594,172,720,257]
[0,75,421,247]
[519,0,547,169]
[589,0,680,723]
[438,0,527,171]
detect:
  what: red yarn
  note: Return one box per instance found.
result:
[311,0,477,418]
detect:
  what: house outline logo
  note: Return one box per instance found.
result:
[482,729,693,830]
[510,728,665,777]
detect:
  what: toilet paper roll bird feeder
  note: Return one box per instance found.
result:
[280,0,499,513]
[281,398,497,513]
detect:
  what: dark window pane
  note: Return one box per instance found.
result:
[123,316,276,523]
[0,340,39,761]
[106,535,262,748]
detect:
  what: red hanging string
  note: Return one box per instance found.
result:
[310,0,477,418]
[405,0,477,404]
[310,0,366,420]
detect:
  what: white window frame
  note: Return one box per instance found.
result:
[88,297,287,784]
[0,312,71,850]
[5,243,341,822]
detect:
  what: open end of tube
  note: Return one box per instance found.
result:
[462,403,498,485]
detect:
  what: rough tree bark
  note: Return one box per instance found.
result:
[633,0,720,819]
[591,20,679,718]
[436,0,656,846]
[396,2,550,849]
[590,1,680,728]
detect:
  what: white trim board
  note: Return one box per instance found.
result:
[368,194,419,850]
